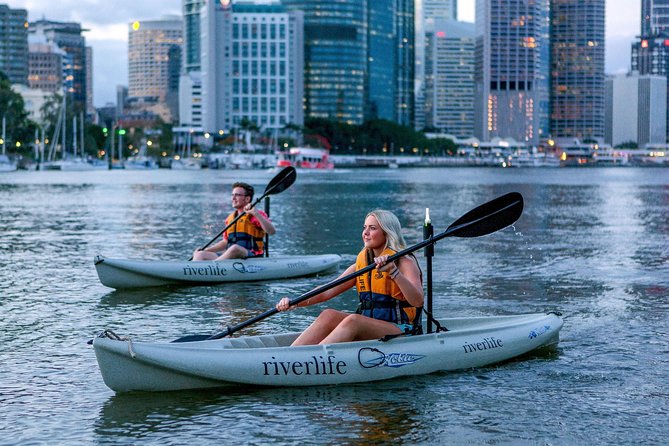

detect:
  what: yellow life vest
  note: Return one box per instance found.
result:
[224,211,266,255]
[354,247,419,325]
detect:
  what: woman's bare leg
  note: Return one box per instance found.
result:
[291,309,349,346]
[319,314,401,345]
[192,250,219,261]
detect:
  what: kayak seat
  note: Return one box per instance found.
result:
[227,336,282,349]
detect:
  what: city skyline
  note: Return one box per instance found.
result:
[8,0,641,107]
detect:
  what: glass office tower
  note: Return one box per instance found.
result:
[550,0,605,140]
[283,0,367,124]
[475,0,550,144]
[0,5,28,85]
[634,0,669,141]
[283,0,413,126]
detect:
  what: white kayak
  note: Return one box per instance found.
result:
[92,312,563,392]
[94,254,342,289]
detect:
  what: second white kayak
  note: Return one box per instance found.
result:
[94,254,342,289]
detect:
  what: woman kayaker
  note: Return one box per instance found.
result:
[276,209,423,345]
[192,182,276,260]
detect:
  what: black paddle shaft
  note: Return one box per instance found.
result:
[173,192,523,342]
[189,167,296,259]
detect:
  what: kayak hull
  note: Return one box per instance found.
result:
[94,254,341,289]
[92,312,563,392]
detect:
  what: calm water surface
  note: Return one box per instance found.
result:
[1,168,667,445]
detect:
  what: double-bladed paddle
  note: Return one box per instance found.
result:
[188,166,297,260]
[174,192,524,342]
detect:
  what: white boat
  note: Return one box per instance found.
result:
[277,147,334,170]
[94,254,342,289]
[508,149,561,168]
[0,154,17,172]
[124,156,158,170]
[170,157,202,170]
[59,157,96,171]
[40,157,98,171]
[92,312,563,392]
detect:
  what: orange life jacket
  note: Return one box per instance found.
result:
[224,210,267,255]
[354,247,419,325]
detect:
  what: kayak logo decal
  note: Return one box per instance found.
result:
[528,325,551,339]
[358,347,425,368]
[262,355,347,376]
[462,337,503,353]
[182,264,228,277]
[233,262,267,274]
[286,261,309,270]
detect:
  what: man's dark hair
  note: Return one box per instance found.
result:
[232,182,254,200]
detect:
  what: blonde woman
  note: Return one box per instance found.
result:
[276,210,423,345]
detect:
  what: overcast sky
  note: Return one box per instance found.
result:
[8,0,640,107]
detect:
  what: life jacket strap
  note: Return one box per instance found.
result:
[356,299,413,311]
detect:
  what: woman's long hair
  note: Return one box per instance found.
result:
[366,209,406,252]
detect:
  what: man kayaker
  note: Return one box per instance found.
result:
[276,209,423,345]
[192,182,276,260]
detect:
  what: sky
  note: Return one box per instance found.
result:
[7,0,641,107]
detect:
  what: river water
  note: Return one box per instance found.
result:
[1,167,667,445]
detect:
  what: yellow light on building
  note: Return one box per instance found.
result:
[132,21,141,31]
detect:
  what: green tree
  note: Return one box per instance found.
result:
[615,140,638,149]
[0,71,34,151]
[298,117,457,156]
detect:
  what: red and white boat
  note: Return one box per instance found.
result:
[276,147,334,170]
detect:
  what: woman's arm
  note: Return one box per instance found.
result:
[374,255,424,307]
[390,256,424,307]
[277,263,357,311]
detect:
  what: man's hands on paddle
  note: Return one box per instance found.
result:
[244,203,257,215]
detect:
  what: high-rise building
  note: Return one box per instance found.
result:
[641,0,669,37]
[394,0,415,126]
[0,4,28,85]
[127,16,183,122]
[367,1,395,121]
[415,0,458,129]
[605,72,667,148]
[550,0,605,140]
[179,0,205,129]
[29,20,88,110]
[283,0,414,126]
[86,46,94,116]
[200,0,304,132]
[424,19,475,138]
[27,39,64,93]
[423,0,457,26]
[116,85,128,120]
[183,0,205,73]
[282,0,366,124]
[633,0,669,141]
[474,0,550,144]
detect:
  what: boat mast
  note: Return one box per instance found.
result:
[61,92,67,159]
[47,97,64,162]
[2,115,5,155]
[80,112,85,159]
[72,116,77,158]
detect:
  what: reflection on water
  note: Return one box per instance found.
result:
[96,382,433,444]
[1,168,668,444]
